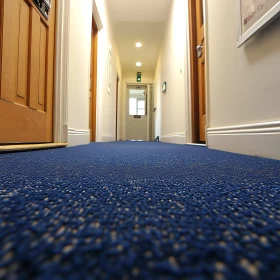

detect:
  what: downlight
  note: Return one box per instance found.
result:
[135,42,142,48]
[136,62,142,67]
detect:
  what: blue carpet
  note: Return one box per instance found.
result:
[0,142,280,279]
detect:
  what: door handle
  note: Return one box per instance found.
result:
[196,44,203,58]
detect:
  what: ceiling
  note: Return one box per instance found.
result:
[107,0,172,73]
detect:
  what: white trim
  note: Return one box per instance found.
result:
[161,132,186,145]
[207,121,280,160]
[147,85,152,141]
[237,1,280,47]
[68,128,90,146]
[207,120,280,134]
[204,0,210,147]
[54,0,70,143]
[101,136,116,142]
[186,143,206,147]
[185,0,192,144]
[125,82,153,86]
[92,0,103,31]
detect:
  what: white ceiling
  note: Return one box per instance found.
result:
[107,0,172,72]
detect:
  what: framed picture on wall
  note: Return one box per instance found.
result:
[107,46,112,94]
[237,0,280,47]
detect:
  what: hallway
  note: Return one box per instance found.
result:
[0,142,280,279]
[1,0,280,279]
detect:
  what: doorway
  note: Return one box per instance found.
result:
[126,85,151,141]
[89,16,98,142]
[115,76,120,141]
[189,0,206,143]
[0,0,56,143]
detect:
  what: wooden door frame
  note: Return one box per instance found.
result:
[90,16,98,142]
[188,0,200,143]
[0,1,4,94]
[115,75,120,141]
[54,0,103,144]
[188,0,208,144]
[54,0,70,143]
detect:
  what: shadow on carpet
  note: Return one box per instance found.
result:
[0,142,280,279]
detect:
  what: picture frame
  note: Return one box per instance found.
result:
[107,46,112,94]
[237,0,280,47]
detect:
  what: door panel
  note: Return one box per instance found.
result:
[16,1,30,105]
[30,12,47,112]
[1,0,21,103]
[0,0,56,143]
[38,23,47,108]
[29,9,41,110]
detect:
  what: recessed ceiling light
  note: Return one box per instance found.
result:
[136,42,142,48]
[136,62,142,67]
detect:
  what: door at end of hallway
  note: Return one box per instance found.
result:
[126,85,150,141]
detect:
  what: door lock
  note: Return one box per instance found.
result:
[196,44,203,58]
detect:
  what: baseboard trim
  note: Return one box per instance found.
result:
[68,128,90,146]
[207,120,280,134]
[102,136,116,142]
[207,121,280,160]
[161,132,186,144]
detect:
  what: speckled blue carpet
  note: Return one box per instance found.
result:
[0,142,280,279]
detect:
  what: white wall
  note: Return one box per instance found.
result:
[154,0,188,144]
[67,0,93,146]
[206,1,280,159]
[120,71,154,141]
[95,0,122,142]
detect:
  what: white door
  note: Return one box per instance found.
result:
[126,85,149,141]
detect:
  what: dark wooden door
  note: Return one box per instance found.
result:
[189,0,206,142]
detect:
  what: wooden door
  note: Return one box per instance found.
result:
[0,0,56,143]
[189,0,206,142]
[89,16,98,142]
[115,76,119,141]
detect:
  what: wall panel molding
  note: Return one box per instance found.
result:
[207,121,280,160]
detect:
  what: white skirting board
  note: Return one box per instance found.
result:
[161,132,186,144]
[68,128,90,146]
[207,121,280,160]
[102,136,116,142]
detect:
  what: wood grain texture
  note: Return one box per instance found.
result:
[16,0,30,105]
[45,0,56,142]
[196,0,206,142]
[29,8,40,110]
[116,76,119,141]
[0,0,56,143]
[1,0,20,102]
[38,22,47,108]
[188,0,199,143]
[0,0,4,97]
[90,16,98,142]
[0,143,67,152]
[0,99,46,143]
[188,0,206,143]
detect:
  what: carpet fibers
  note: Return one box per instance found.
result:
[0,142,280,279]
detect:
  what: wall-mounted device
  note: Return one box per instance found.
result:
[33,0,52,20]
[162,82,167,93]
